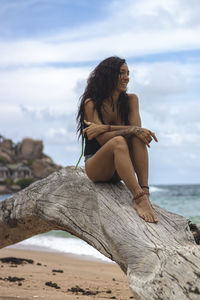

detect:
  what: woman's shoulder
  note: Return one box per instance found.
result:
[84,98,94,105]
[84,98,95,110]
[127,93,139,109]
[127,93,139,101]
[84,98,97,117]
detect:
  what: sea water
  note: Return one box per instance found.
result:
[0,184,199,262]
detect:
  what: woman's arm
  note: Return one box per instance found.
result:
[128,94,141,127]
[127,94,158,146]
[84,97,157,147]
[83,99,136,145]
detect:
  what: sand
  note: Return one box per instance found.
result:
[0,248,134,300]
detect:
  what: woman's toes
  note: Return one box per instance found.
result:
[148,216,153,223]
[148,216,152,222]
[152,214,157,222]
[141,214,146,221]
[146,215,151,222]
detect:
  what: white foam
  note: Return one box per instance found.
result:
[150,186,166,193]
[14,235,112,263]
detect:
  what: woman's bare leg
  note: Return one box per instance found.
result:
[86,136,140,194]
[85,136,157,223]
[128,136,149,187]
[128,136,158,222]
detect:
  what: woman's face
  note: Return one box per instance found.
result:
[116,63,129,92]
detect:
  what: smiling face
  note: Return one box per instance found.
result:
[116,63,130,92]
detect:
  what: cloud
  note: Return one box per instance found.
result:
[0,66,89,112]
[129,61,200,120]
[45,127,76,144]
[132,62,189,100]
[1,0,200,67]
[65,145,79,152]
[19,105,77,124]
[47,127,67,138]
[0,29,200,67]
[109,0,200,29]
[161,133,200,146]
[0,0,200,183]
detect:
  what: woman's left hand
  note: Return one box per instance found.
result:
[133,126,158,147]
[82,120,106,140]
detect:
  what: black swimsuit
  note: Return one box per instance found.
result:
[84,107,130,183]
[84,107,129,157]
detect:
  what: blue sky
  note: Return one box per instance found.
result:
[0,0,200,184]
[0,0,109,38]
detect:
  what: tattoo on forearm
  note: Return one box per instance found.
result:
[114,128,133,138]
[134,127,143,136]
[113,126,145,139]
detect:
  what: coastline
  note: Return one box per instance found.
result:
[0,247,134,300]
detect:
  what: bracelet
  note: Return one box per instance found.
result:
[107,125,111,132]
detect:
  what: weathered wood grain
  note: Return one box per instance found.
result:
[0,166,199,300]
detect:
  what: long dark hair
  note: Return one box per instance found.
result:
[76,56,129,137]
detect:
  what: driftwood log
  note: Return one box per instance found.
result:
[0,166,200,300]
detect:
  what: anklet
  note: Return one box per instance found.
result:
[133,191,146,201]
[141,186,150,196]
[141,185,149,190]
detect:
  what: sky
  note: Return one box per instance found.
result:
[0,0,200,185]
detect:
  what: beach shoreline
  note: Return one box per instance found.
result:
[7,243,112,264]
[0,247,134,300]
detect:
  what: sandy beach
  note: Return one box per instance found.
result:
[0,248,134,300]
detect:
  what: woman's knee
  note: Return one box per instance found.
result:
[130,135,146,147]
[110,136,128,152]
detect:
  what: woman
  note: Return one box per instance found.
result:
[77,56,158,223]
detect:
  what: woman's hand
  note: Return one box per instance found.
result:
[133,126,158,148]
[82,120,107,140]
[113,126,157,147]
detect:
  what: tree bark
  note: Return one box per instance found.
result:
[0,166,200,300]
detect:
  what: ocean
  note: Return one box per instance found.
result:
[0,184,199,262]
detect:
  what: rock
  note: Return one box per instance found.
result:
[0,150,12,163]
[0,257,34,265]
[52,269,64,273]
[45,281,60,289]
[18,138,43,161]
[0,139,12,151]
[0,185,11,194]
[10,185,21,192]
[4,276,25,282]
[0,136,62,193]
[67,285,99,295]
[32,158,61,179]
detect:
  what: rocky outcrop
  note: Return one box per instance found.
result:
[0,138,13,150]
[0,149,12,164]
[16,138,43,161]
[0,135,62,193]
[0,138,14,164]
[32,158,61,179]
[0,137,45,163]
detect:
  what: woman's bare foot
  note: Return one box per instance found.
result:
[133,192,158,223]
